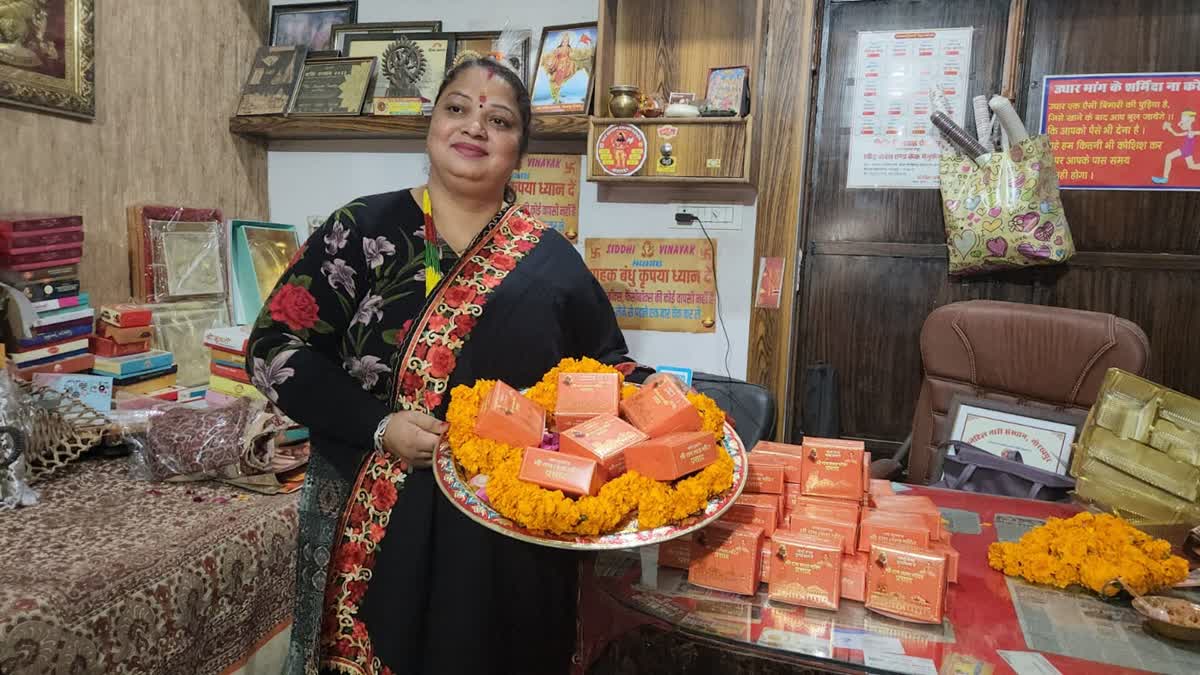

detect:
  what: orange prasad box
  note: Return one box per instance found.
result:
[759,540,773,583]
[931,540,959,584]
[560,414,647,480]
[865,544,949,624]
[518,447,604,497]
[869,479,896,506]
[660,535,692,570]
[624,430,716,481]
[784,486,862,519]
[474,381,546,449]
[752,441,805,483]
[862,451,872,502]
[800,437,865,500]
[620,375,702,437]
[873,495,944,540]
[786,512,859,556]
[858,511,932,553]
[723,493,780,536]
[768,531,843,610]
[746,454,786,494]
[688,522,764,596]
[96,321,155,344]
[841,552,869,602]
[555,372,620,431]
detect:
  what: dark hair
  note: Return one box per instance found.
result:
[435,56,533,158]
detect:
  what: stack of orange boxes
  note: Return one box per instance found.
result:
[659,436,958,625]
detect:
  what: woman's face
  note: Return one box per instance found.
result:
[427,66,523,195]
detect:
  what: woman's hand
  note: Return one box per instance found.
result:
[381,411,448,470]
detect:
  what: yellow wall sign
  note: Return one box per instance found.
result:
[510,154,582,240]
[585,237,717,333]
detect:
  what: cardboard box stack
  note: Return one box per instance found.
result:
[94,304,178,405]
[203,325,261,405]
[661,436,958,625]
[1,214,94,379]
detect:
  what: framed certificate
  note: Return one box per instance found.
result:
[947,396,1085,475]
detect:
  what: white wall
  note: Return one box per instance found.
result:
[266,0,757,379]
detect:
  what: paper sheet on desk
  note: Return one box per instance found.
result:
[863,650,938,675]
[998,650,1062,675]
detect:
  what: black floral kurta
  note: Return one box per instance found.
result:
[248,189,631,675]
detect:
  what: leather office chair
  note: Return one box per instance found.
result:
[691,371,777,449]
[874,300,1151,484]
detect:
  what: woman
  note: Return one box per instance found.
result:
[249,57,634,675]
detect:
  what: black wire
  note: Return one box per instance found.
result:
[686,215,755,431]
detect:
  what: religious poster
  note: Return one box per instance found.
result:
[754,257,784,309]
[1040,73,1200,190]
[510,154,581,240]
[846,27,973,189]
[595,124,647,176]
[585,238,717,333]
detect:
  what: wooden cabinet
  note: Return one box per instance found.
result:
[587,0,766,185]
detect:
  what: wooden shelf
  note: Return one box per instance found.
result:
[229,113,590,142]
[590,117,749,126]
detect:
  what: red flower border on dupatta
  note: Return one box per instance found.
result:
[320,206,546,675]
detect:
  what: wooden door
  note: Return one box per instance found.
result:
[792,0,1200,453]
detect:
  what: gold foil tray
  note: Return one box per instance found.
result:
[1075,458,1200,525]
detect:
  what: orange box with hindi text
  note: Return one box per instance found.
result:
[688,522,764,596]
[752,441,805,483]
[722,493,781,536]
[660,535,691,570]
[858,510,932,553]
[759,540,773,583]
[800,437,866,500]
[841,552,869,602]
[786,511,859,556]
[518,447,603,497]
[624,430,717,481]
[768,531,843,610]
[873,495,944,541]
[784,485,862,520]
[555,372,620,431]
[746,454,786,494]
[865,544,949,624]
[474,381,546,449]
[620,375,702,437]
[869,478,896,507]
[931,540,959,584]
[560,414,647,481]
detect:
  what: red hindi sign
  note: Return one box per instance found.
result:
[1040,73,1200,190]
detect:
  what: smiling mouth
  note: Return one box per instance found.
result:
[451,143,489,158]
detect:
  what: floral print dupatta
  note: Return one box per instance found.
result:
[304,204,547,675]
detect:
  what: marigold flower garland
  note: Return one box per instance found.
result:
[445,358,733,535]
[987,512,1189,596]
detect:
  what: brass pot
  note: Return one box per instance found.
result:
[608,85,641,118]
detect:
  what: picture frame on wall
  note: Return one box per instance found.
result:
[946,395,1086,476]
[0,0,96,119]
[343,32,455,116]
[330,21,443,54]
[704,65,750,116]
[269,2,358,51]
[453,30,532,84]
[531,22,598,115]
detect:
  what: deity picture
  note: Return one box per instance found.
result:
[269,2,357,52]
[704,66,749,116]
[0,0,92,118]
[531,22,597,114]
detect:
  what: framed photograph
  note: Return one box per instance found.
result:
[531,22,598,114]
[453,30,531,84]
[331,21,443,53]
[704,65,750,116]
[946,395,1086,475]
[344,32,455,115]
[668,92,696,105]
[288,57,375,116]
[269,2,358,51]
[235,46,307,116]
[0,0,95,119]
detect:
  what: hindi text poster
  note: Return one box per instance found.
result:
[511,154,582,239]
[585,238,717,333]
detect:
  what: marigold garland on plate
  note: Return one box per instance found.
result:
[445,358,732,535]
[987,512,1189,596]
